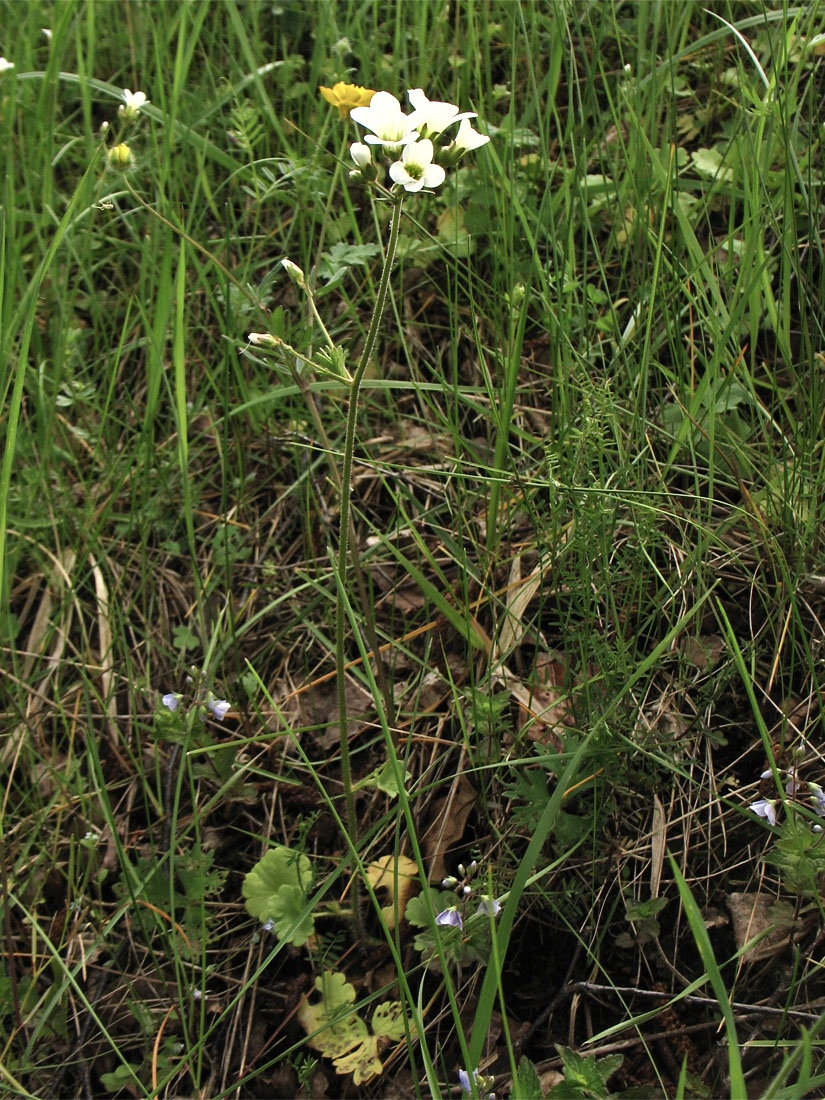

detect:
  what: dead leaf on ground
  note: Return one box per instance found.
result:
[367,855,419,930]
[422,772,477,882]
[725,892,795,963]
[295,675,374,750]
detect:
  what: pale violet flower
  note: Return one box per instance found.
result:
[459,1067,495,1099]
[435,906,463,929]
[476,896,501,918]
[206,695,230,721]
[0,57,15,73]
[118,88,148,120]
[808,783,825,817]
[750,798,777,826]
[350,91,418,154]
[451,117,491,156]
[389,139,445,193]
[406,88,476,137]
[162,692,182,712]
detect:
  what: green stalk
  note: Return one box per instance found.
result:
[336,193,404,936]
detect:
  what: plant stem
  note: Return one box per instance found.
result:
[336,194,404,936]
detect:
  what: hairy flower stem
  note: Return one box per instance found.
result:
[337,194,404,937]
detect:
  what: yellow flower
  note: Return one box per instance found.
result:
[319,81,375,120]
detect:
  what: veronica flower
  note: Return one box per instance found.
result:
[388,139,445,192]
[808,783,825,817]
[476,896,501,918]
[162,692,182,712]
[459,1067,495,1099]
[435,907,463,929]
[350,91,418,155]
[320,81,375,119]
[406,88,476,137]
[119,88,148,120]
[206,694,230,721]
[750,798,778,826]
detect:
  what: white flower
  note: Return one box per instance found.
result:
[406,88,476,137]
[750,798,777,826]
[389,139,445,192]
[452,117,491,155]
[0,57,15,74]
[118,88,149,120]
[42,29,52,41]
[247,332,277,347]
[350,91,418,154]
[350,142,372,169]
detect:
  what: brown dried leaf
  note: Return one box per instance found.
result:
[725,892,795,963]
[367,855,419,930]
[422,772,477,882]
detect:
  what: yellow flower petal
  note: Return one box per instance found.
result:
[319,81,375,120]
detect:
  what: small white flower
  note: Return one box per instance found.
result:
[118,88,148,120]
[162,692,182,712]
[42,29,52,41]
[750,798,777,826]
[350,142,372,169]
[406,88,476,137]
[350,91,418,154]
[389,138,446,192]
[451,117,491,155]
[0,57,15,73]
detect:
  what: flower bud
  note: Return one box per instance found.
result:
[281,258,307,291]
[108,142,133,168]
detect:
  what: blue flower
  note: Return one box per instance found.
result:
[476,896,501,918]
[162,692,182,712]
[435,907,463,930]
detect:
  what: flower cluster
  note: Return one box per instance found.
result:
[161,683,231,722]
[340,87,489,193]
[749,749,825,830]
[434,860,501,931]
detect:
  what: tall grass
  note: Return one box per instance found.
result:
[2,1,825,1096]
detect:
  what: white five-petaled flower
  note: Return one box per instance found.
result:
[750,798,778,826]
[435,906,463,929]
[389,139,445,192]
[0,57,15,73]
[119,88,148,120]
[451,117,491,155]
[406,87,476,137]
[350,91,418,154]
